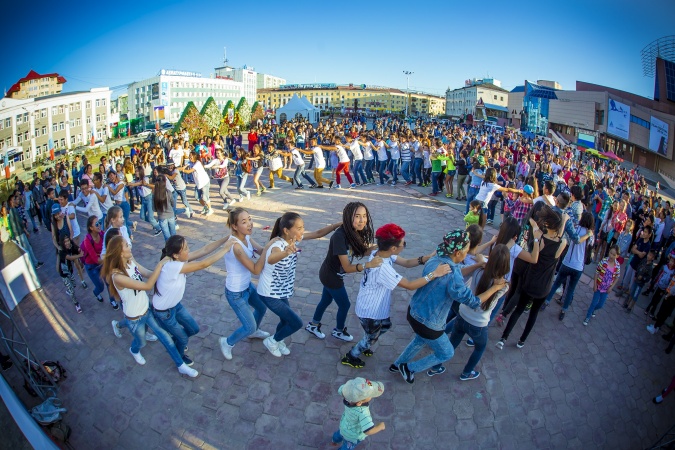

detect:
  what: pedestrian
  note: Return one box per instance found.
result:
[104,236,198,377]
[624,250,655,313]
[180,152,213,216]
[266,144,294,189]
[306,202,381,342]
[584,245,621,325]
[331,377,386,449]
[153,175,177,241]
[58,235,85,314]
[341,223,448,369]
[81,215,116,307]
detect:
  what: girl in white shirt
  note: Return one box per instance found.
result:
[103,235,198,377]
[257,212,341,357]
[204,149,235,209]
[181,153,213,216]
[153,235,234,366]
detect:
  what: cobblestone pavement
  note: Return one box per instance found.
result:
[2,175,674,450]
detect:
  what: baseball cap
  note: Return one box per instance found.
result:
[523,185,534,195]
[476,155,486,166]
[51,203,62,215]
[339,377,384,403]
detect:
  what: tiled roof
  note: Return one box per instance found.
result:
[6,70,67,95]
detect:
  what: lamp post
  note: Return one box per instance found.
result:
[403,70,413,119]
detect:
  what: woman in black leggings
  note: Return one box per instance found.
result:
[496,205,567,349]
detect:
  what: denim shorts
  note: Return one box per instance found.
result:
[446,169,456,176]
[197,183,210,202]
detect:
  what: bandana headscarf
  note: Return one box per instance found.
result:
[436,230,469,258]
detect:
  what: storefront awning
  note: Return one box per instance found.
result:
[484,103,508,113]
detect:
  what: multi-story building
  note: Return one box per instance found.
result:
[257,83,444,116]
[445,78,509,125]
[5,70,66,99]
[127,69,243,124]
[256,73,286,90]
[214,65,257,104]
[0,88,112,161]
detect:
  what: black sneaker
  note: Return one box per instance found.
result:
[516,340,525,349]
[362,349,373,357]
[399,363,414,384]
[95,294,104,303]
[559,311,566,321]
[182,355,194,366]
[329,181,335,189]
[388,364,399,373]
[110,299,120,311]
[153,229,162,237]
[331,327,353,342]
[341,353,365,369]
[427,365,446,377]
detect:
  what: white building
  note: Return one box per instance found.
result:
[0,88,111,161]
[127,69,244,124]
[214,65,257,104]
[445,78,509,119]
[257,73,286,90]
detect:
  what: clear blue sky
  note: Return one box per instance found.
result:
[2,0,673,100]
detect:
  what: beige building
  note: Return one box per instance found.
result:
[5,70,66,99]
[257,84,444,116]
[256,73,286,90]
[0,88,112,162]
[445,78,509,121]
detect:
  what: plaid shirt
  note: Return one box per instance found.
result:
[511,199,532,224]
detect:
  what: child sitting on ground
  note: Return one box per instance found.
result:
[332,377,386,449]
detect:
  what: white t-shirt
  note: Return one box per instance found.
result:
[61,204,81,237]
[354,252,402,320]
[459,270,509,327]
[349,140,363,161]
[335,146,350,164]
[113,262,149,317]
[192,161,210,189]
[224,235,253,292]
[153,261,186,310]
[375,141,388,161]
[257,240,298,299]
[169,148,183,167]
[389,142,400,160]
[534,195,555,206]
[311,146,326,169]
[94,185,113,213]
[475,182,501,204]
[73,192,103,220]
[110,181,126,202]
[269,155,283,171]
[291,149,304,166]
[507,243,522,282]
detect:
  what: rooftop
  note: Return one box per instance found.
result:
[5,70,66,96]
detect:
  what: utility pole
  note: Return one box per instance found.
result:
[403,71,413,119]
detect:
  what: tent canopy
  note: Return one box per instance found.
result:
[276,94,320,125]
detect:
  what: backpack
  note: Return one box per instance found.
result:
[242,159,252,174]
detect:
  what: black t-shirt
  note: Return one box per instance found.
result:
[521,236,563,299]
[630,238,651,270]
[319,227,351,289]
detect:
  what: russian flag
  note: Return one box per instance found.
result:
[90,124,96,146]
[48,134,55,161]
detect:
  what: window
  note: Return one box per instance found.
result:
[42,126,47,135]
[17,135,22,144]
[77,134,82,143]
[494,95,497,100]
[71,136,75,145]
[86,117,91,124]
[96,99,100,107]
[629,114,650,129]
[53,124,58,132]
[96,114,100,122]
[595,110,605,126]
[75,118,81,126]
[51,106,57,115]
[102,99,106,106]
[60,138,65,147]
[34,128,40,137]
[23,112,28,122]
[58,106,64,114]
[59,122,65,130]
[69,104,74,112]
[16,114,22,125]
[86,101,91,109]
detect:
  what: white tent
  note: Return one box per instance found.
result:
[276,94,319,124]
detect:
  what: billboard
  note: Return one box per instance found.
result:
[151,83,159,100]
[649,116,669,156]
[607,99,630,140]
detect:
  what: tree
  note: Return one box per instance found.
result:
[236,97,251,129]
[200,97,222,132]
[174,102,207,141]
[251,101,265,124]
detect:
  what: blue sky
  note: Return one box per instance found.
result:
[2,0,673,100]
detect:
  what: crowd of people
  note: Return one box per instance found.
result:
[1,114,675,448]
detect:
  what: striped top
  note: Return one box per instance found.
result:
[595,257,620,293]
[354,252,402,320]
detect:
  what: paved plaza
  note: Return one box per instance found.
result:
[2,179,675,450]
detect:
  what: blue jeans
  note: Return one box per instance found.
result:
[400,160,411,182]
[388,158,399,182]
[313,285,351,330]
[465,186,480,214]
[412,158,423,184]
[158,216,176,241]
[173,189,192,215]
[449,316,488,376]
[586,291,609,320]
[258,295,302,341]
[545,264,582,310]
[84,263,106,298]
[352,160,367,185]
[40,203,47,228]
[225,283,267,346]
[377,160,389,184]
[118,201,134,237]
[140,194,161,232]
[349,317,392,358]
[293,164,316,187]
[629,281,645,301]
[119,309,183,367]
[237,174,249,196]
[332,430,361,449]
[152,303,199,358]
[394,332,455,374]
[364,160,375,181]
[489,293,506,324]
[487,199,498,221]
[431,171,442,194]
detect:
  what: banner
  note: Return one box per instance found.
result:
[607,99,630,140]
[649,116,669,156]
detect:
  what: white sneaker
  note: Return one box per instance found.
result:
[205,208,214,216]
[647,324,659,335]
[263,336,282,357]
[555,286,564,296]
[130,348,146,365]
[175,225,180,231]
[249,329,270,339]
[219,337,233,360]
[305,323,325,339]
[246,191,251,200]
[178,363,199,378]
[145,332,158,342]
[331,327,354,342]
[111,320,122,338]
[277,339,291,356]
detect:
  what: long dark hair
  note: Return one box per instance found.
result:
[155,235,186,296]
[342,202,374,259]
[495,216,522,246]
[477,244,510,311]
[153,176,169,213]
[270,212,301,240]
[579,211,594,231]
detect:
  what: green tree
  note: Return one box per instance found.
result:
[200,97,222,132]
[236,97,251,129]
[251,101,265,124]
[174,102,207,140]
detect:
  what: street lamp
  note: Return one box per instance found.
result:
[403,70,413,119]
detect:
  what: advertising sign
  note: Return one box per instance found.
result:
[607,99,630,140]
[151,83,159,100]
[649,115,669,156]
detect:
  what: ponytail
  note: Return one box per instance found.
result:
[270,212,302,241]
